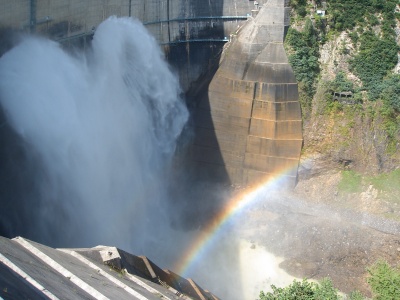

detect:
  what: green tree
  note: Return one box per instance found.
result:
[291,0,307,18]
[286,19,320,99]
[329,72,354,92]
[350,31,399,100]
[381,74,400,112]
[367,260,400,300]
[327,0,398,32]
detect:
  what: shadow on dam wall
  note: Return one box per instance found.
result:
[165,0,233,230]
[169,0,303,213]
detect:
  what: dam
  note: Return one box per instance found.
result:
[1,0,256,90]
[189,0,302,187]
[0,0,302,188]
[0,1,302,298]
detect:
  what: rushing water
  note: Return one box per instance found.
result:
[0,17,188,253]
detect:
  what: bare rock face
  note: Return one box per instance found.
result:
[190,0,303,188]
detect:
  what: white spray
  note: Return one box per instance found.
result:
[0,17,188,254]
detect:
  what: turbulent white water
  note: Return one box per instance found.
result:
[0,17,188,252]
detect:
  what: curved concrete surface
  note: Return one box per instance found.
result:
[191,0,302,187]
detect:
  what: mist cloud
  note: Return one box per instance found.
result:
[0,17,188,252]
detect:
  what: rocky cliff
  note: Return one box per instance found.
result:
[285,0,400,225]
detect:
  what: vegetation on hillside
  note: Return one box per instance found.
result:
[350,31,399,101]
[272,4,400,299]
[337,168,400,218]
[286,0,400,162]
[259,260,400,300]
[285,19,320,114]
[338,168,400,193]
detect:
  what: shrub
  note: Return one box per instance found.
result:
[297,6,307,18]
[380,74,400,112]
[291,0,307,18]
[328,0,398,32]
[349,291,365,300]
[350,31,399,100]
[348,31,359,46]
[259,278,340,300]
[329,72,354,93]
[367,260,400,300]
[259,261,400,300]
[378,75,400,153]
[285,20,320,101]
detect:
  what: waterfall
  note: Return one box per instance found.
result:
[0,17,188,252]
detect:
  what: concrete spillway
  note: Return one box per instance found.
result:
[190,0,302,187]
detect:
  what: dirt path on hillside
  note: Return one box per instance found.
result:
[237,188,400,296]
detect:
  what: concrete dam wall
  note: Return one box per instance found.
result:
[189,0,302,187]
[0,0,302,188]
[0,0,262,39]
[0,0,263,90]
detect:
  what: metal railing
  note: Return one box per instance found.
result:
[143,15,248,25]
[161,38,229,45]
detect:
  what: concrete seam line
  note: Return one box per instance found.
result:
[12,237,109,300]
[60,249,152,300]
[0,253,59,300]
[188,279,207,300]
[124,271,173,300]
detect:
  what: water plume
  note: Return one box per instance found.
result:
[0,17,188,253]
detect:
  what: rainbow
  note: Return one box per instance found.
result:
[174,164,299,277]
